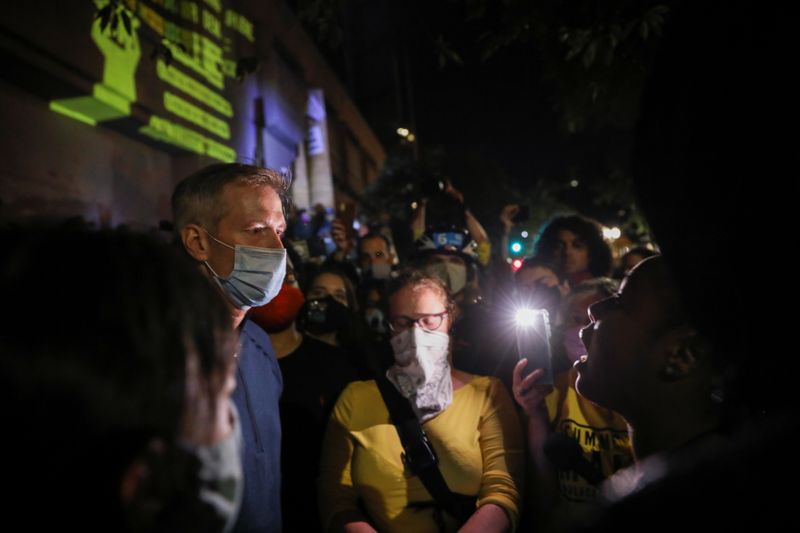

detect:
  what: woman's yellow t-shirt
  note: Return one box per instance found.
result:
[319,376,524,532]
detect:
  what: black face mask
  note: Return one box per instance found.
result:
[298,296,350,335]
[365,305,388,335]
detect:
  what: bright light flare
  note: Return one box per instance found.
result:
[521,230,529,238]
[511,242,522,253]
[396,127,410,137]
[515,308,541,327]
[602,226,622,240]
[512,259,523,271]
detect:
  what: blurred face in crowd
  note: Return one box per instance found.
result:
[516,263,568,314]
[308,272,349,307]
[205,183,285,278]
[359,236,393,269]
[576,257,680,416]
[556,229,589,275]
[563,291,605,330]
[516,265,561,291]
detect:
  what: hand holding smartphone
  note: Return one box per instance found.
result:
[512,205,530,224]
[515,308,554,385]
[335,202,356,241]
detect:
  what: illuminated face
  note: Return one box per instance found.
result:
[575,257,672,415]
[516,265,561,290]
[359,236,393,268]
[206,182,285,278]
[389,285,451,336]
[556,229,590,275]
[308,272,349,307]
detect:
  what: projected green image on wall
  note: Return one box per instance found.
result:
[50,4,141,125]
[50,0,245,163]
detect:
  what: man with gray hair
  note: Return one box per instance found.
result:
[173,163,289,533]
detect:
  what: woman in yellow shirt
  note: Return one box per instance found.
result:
[319,271,524,532]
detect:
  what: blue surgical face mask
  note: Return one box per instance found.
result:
[203,231,286,309]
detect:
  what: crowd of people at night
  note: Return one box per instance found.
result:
[2,1,794,532]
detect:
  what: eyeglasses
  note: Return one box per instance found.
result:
[388,311,449,333]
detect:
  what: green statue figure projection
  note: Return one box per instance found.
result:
[50,0,239,162]
[50,0,141,124]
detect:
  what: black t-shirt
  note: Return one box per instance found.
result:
[279,336,356,532]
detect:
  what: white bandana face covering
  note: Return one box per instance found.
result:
[386,327,453,422]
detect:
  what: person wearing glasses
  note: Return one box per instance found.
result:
[318,270,524,533]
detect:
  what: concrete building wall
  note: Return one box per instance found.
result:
[0,80,172,228]
[0,0,384,229]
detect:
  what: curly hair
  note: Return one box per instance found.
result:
[532,214,612,278]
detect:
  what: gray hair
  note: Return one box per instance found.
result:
[171,163,291,233]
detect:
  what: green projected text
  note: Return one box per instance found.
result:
[50,0,253,163]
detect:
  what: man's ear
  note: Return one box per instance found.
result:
[181,224,211,262]
[659,327,705,382]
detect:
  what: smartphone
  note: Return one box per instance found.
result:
[336,202,356,231]
[515,308,554,385]
[336,202,357,235]
[512,205,530,224]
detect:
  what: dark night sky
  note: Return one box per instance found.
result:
[312,0,639,228]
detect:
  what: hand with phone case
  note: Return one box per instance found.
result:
[500,204,529,235]
[512,361,554,418]
[499,204,519,235]
[512,205,530,224]
[332,203,357,256]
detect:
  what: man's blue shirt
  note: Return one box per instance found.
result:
[231,319,283,533]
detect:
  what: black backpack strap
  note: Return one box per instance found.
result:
[374,376,473,523]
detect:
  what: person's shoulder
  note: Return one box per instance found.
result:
[339,379,380,401]
[242,318,270,343]
[241,319,276,357]
[465,374,498,391]
[331,379,383,423]
[466,375,517,410]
